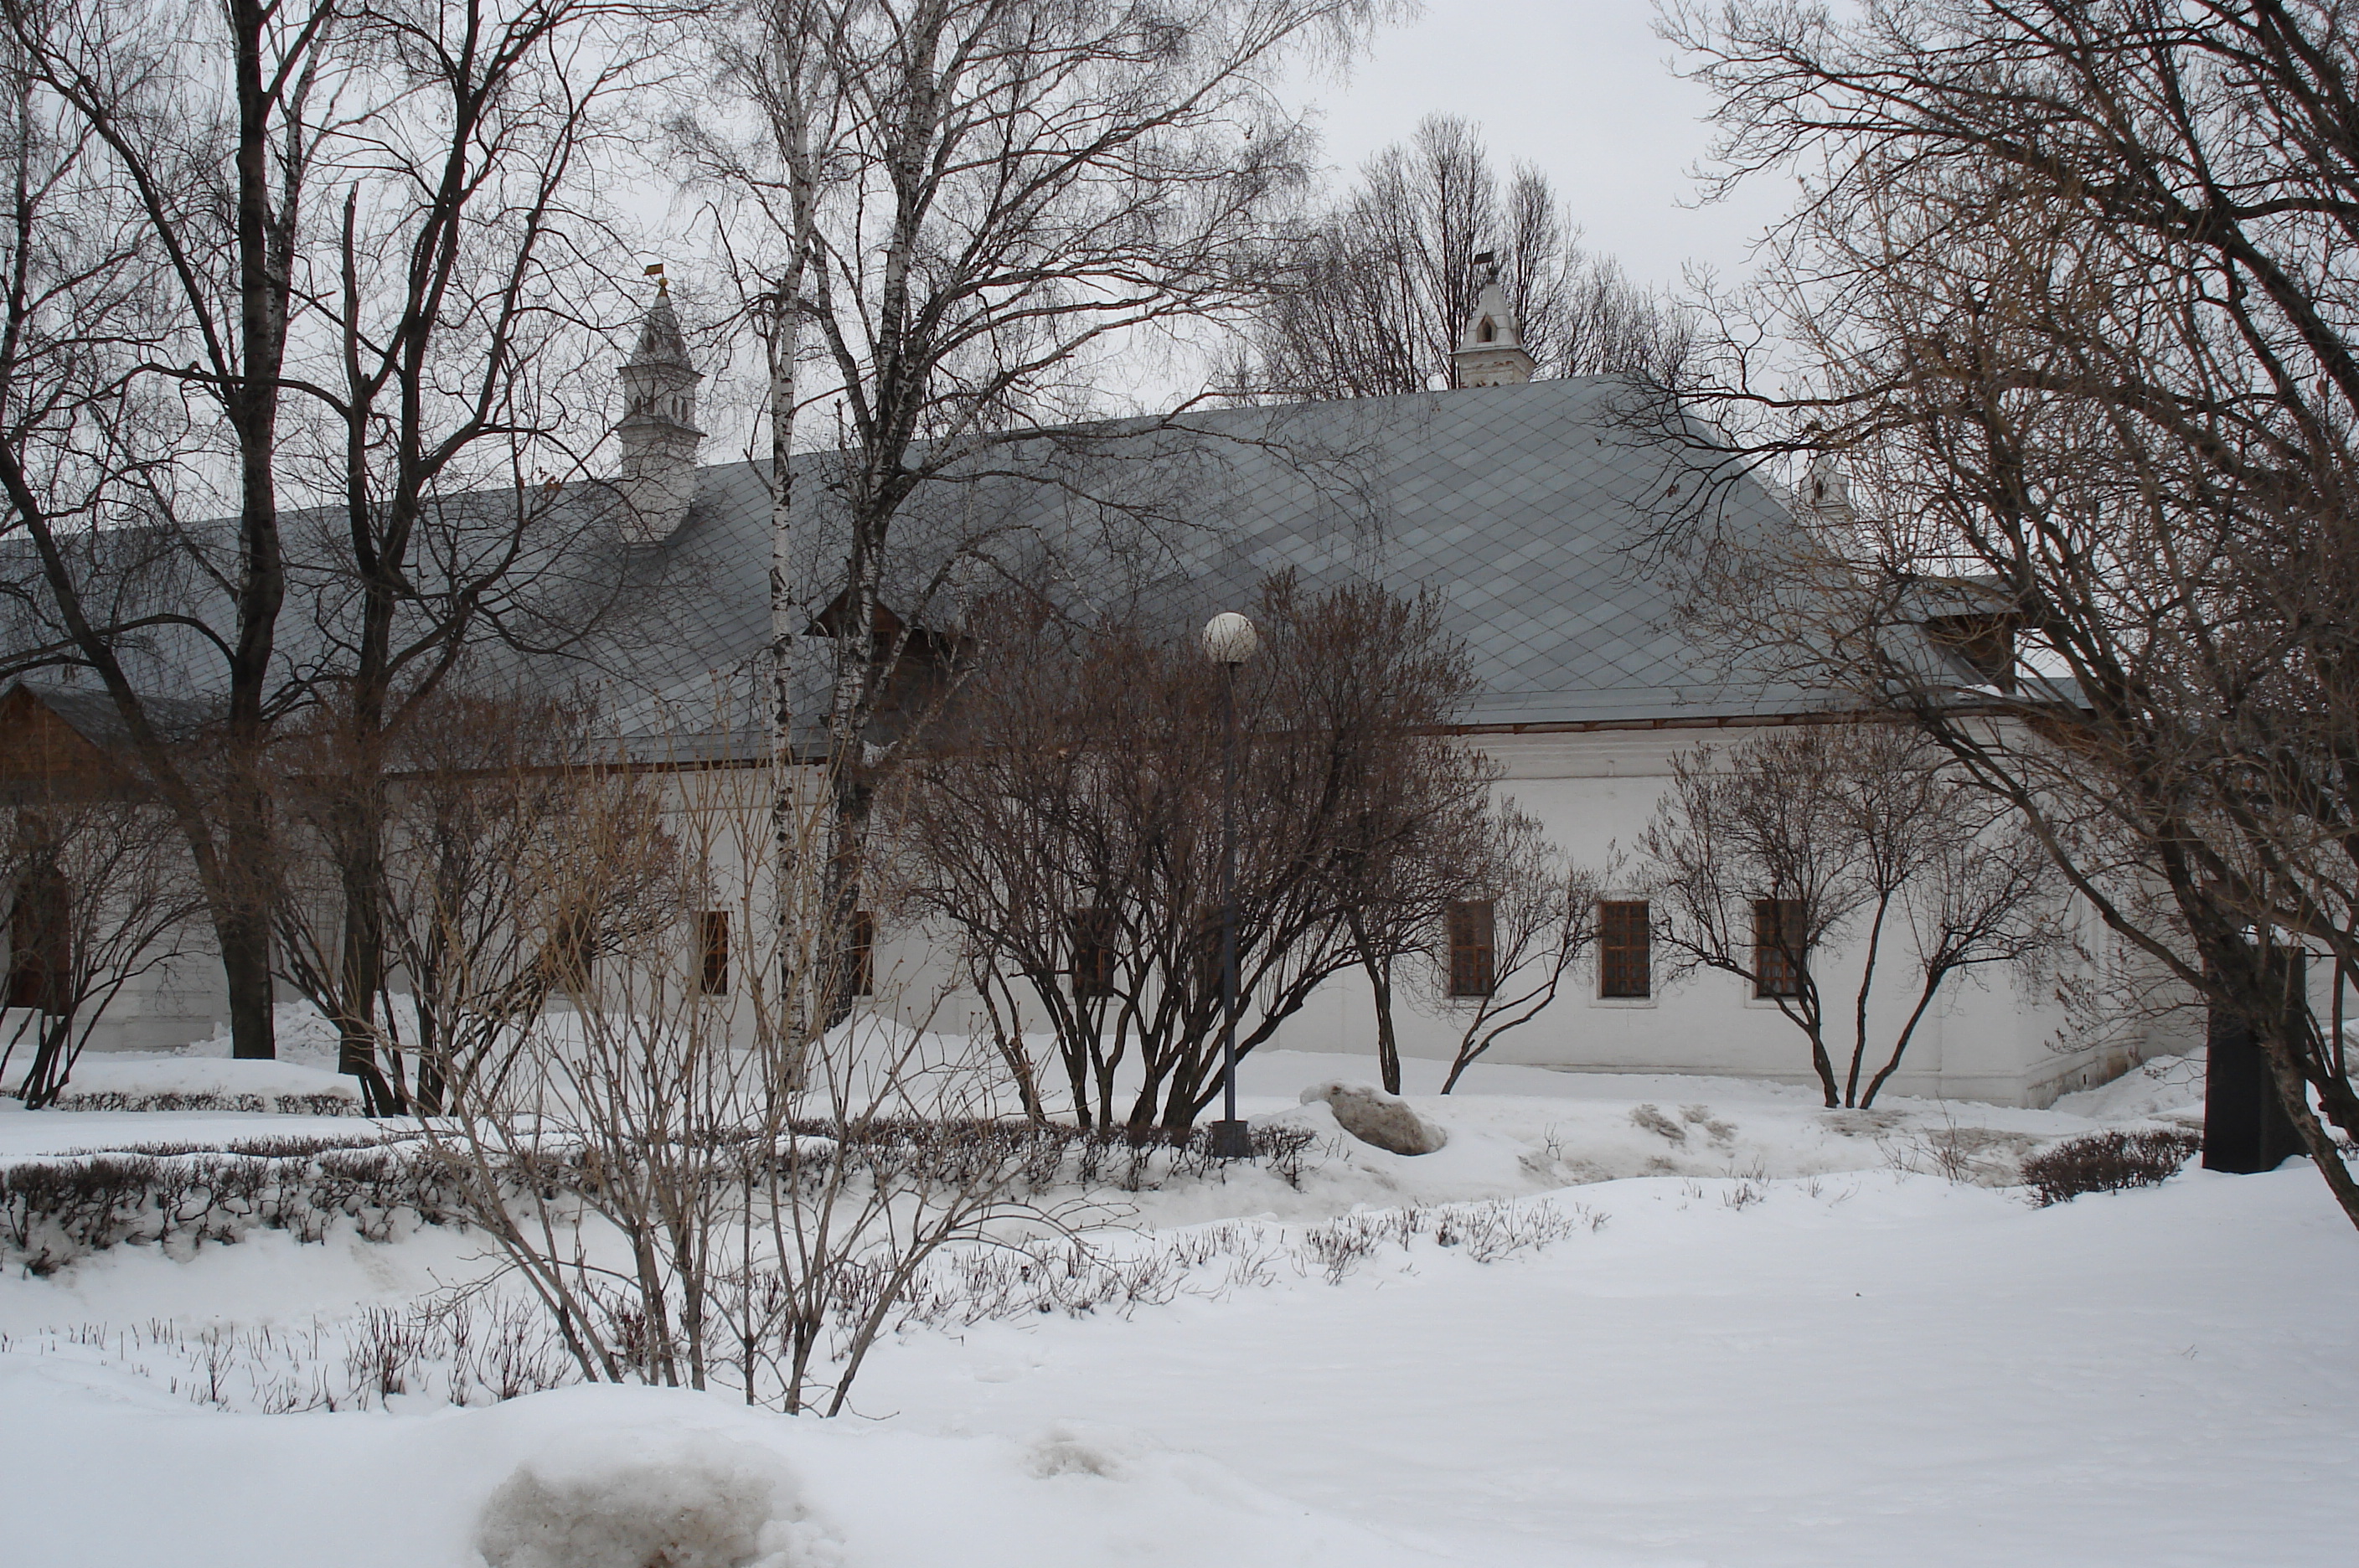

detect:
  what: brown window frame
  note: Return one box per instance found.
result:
[1068,906,1117,1000]
[6,865,71,1013]
[699,910,730,996]
[1752,898,1809,999]
[848,909,876,998]
[1446,899,1496,998]
[1598,900,1652,999]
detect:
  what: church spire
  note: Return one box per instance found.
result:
[613,266,704,546]
[1451,251,1536,389]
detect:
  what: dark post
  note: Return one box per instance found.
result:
[1212,657,1251,1158]
[2202,950,2306,1174]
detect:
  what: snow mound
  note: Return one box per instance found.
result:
[1298,1080,1447,1154]
[4,1050,359,1111]
[180,1003,348,1070]
[477,1429,836,1568]
[2052,1049,2206,1122]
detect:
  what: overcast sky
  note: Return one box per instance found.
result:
[1289,0,1793,293]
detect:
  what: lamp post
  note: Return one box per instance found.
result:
[1203,611,1259,1158]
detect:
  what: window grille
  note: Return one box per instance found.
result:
[1447,900,1496,998]
[1752,898,1809,998]
[1598,900,1652,998]
[699,910,730,996]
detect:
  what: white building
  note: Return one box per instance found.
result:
[3,279,2192,1105]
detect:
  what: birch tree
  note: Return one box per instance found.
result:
[693,0,1397,1027]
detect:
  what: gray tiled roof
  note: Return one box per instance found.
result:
[609,374,1826,738]
[2,376,1833,750]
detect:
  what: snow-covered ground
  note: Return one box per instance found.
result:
[3,1041,2348,1566]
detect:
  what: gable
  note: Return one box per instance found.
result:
[0,685,136,799]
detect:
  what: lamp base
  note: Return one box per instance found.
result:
[1208,1118,1253,1159]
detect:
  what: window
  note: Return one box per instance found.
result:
[1447,900,1496,998]
[1598,900,1651,998]
[1752,898,1808,998]
[1068,906,1116,999]
[5,867,70,1013]
[848,910,875,997]
[1476,317,1496,343]
[547,907,596,988]
[699,910,730,996]
[1195,911,1229,998]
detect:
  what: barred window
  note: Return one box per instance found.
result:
[1598,900,1651,998]
[699,910,730,996]
[1447,900,1496,998]
[1752,898,1809,998]
[1068,907,1116,999]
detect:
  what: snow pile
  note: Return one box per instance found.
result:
[6,1039,2355,1564]
[476,1428,837,1568]
[0,1375,1440,1567]
[2052,1046,2206,1122]
[181,1002,348,1070]
[3,1051,361,1113]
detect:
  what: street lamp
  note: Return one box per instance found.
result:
[1203,611,1259,1158]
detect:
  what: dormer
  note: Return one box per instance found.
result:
[1912,576,2021,694]
[1451,251,1536,388]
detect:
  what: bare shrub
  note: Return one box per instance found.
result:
[423,703,1097,1414]
[0,794,204,1106]
[2021,1130,2203,1208]
[0,1138,471,1273]
[1640,727,2064,1107]
[901,577,1501,1128]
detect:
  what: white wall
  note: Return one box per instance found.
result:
[866,725,2191,1109]
[46,726,2196,1103]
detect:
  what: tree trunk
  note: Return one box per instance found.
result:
[1348,908,1401,1094]
[333,782,396,1112]
[216,893,276,1062]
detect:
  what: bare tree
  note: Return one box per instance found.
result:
[1246,113,1692,399]
[272,0,678,1106]
[0,0,348,1060]
[1639,725,2062,1108]
[901,575,1499,1131]
[1,792,203,1106]
[268,689,677,1115]
[1433,806,1596,1093]
[1660,0,2359,1220]
[3,1,677,1081]
[429,688,1052,1414]
[688,0,1396,1029]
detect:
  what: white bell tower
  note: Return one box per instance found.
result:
[1451,251,1537,389]
[613,269,704,546]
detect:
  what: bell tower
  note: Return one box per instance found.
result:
[614,267,704,546]
[1450,251,1536,389]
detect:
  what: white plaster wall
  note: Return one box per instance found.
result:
[44,731,2195,1105]
[862,725,2184,1108]
[5,927,228,1057]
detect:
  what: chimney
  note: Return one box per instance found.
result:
[613,269,703,546]
[1451,251,1536,388]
